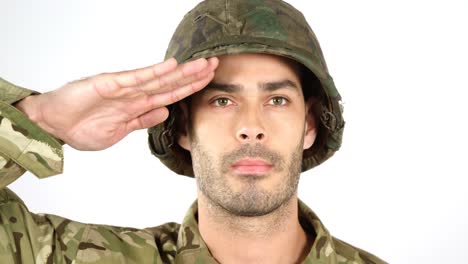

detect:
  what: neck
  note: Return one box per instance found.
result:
[198,193,312,264]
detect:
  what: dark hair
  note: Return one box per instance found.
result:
[298,64,327,160]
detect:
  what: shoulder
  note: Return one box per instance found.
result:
[332,236,388,264]
[145,222,181,246]
[0,188,182,263]
[144,222,181,261]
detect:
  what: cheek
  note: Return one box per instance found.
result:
[191,110,236,150]
[267,114,305,147]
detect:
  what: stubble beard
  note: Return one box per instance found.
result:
[191,137,304,218]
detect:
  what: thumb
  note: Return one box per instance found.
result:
[126,107,169,132]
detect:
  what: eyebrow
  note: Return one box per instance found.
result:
[260,80,299,93]
[203,79,300,94]
[204,82,242,93]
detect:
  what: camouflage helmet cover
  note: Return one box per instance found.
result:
[148,0,345,177]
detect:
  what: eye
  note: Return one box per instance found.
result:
[268,97,289,106]
[212,97,233,107]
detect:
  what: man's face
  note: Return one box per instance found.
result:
[179,53,317,217]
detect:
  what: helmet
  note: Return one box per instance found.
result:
[148,0,345,177]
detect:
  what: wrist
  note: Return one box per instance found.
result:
[15,95,57,137]
[15,95,43,121]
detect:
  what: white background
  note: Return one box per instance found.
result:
[1,0,467,263]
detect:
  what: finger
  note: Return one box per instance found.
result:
[132,58,211,93]
[113,58,178,87]
[126,107,169,132]
[206,57,219,68]
[147,71,215,108]
[141,57,219,94]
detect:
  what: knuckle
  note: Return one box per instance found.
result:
[174,79,184,88]
[133,72,143,85]
[152,65,160,78]
[189,82,197,93]
[158,76,167,88]
[171,91,181,103]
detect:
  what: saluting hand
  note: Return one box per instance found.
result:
[16,57,219,150]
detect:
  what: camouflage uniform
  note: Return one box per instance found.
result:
[0,79,386,264]
[1,0,388,262]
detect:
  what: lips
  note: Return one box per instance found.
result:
[231,159,273,174]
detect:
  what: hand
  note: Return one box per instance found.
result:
[16,57,219,150]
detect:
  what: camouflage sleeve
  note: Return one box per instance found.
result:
[0,78,64,188]
[0,187,164,263]
[0,80,164,262]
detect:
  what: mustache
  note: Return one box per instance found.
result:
[221,144,285,173]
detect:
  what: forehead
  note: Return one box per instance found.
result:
[213,53,302,82]
[188,53,305,100]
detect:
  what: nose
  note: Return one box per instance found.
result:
[236,109,267,143]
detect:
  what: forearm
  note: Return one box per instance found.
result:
[0,78,64,188]
[0,79,73,262]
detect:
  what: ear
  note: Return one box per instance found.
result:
[303,97,318,150]
[176,102,192,151]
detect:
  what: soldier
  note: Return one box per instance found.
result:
[0,0,387,263]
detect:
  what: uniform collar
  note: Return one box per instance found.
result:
[174,199,338,263]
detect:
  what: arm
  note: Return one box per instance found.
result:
[0,57,218,262]
[0,185,169,263]
[0,57,218,187]
[0,78,68,263]
[0,78,63,188]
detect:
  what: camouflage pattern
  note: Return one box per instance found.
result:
[0,78,39,105]
[0,78,63,188]
[0,1,386,261]
[0,185,385,263]
[149,0,345,177]
[0,78,386,262]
